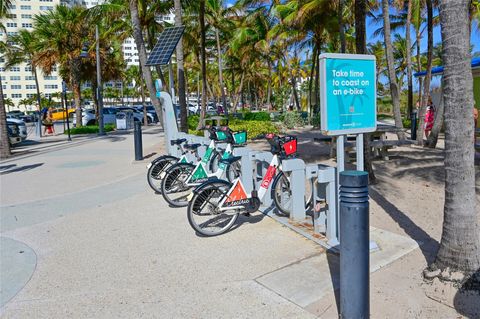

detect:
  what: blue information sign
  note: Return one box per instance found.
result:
[320,53,377,135]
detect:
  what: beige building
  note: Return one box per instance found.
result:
[1,0,63,111]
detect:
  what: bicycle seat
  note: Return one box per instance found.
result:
[185,143,201,150]
[219,156,241,165]
[170,138,187,146]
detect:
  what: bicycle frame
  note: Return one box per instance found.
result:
[217,154,280,211]
[185,143,232,186]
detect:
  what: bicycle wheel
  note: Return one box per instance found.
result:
[161,162,195,207]
[187,180,239,236]
[271,171,313,216]
[208,149,221,173]
[147,155,178,193]
[226,160,242,182]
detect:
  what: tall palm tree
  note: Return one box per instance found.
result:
[33,5,88,127]
[430,0,479,278]
[129,0,163,127]
[197,0,207,130]
[355,0,376,183]
[0,0,13,158]
[405,0,413,118]
[382,0,405,140]
[415,0,433,145]
[4,29,43,113]
[174,0,188,132]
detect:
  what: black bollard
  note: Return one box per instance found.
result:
[134,121,143,161]
[339,170,369,319]
[411,111,417,141]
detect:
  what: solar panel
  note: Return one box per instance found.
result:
[146,26,185,66]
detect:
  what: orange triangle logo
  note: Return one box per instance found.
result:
[225,181,248,203]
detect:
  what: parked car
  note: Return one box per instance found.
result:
[132,105,159,123]
[73,108,118,126]
[7,118,27,141]
[50,108,76,122]
[7,122,22,146]
[7,110,34,123]
[116,107,155,124]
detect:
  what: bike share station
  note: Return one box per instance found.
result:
[153,50,419,316]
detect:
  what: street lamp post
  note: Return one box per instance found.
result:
[62,81,72,141]
[80,25,105,136]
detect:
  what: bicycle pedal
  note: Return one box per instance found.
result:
[242,212,251,217]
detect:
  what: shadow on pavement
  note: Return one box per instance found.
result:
[454,268,480,318]
[0,164,17,171]
[326,251,341,314]
[0,163,44,175]
[369,187,439,264]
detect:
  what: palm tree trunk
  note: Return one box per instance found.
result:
[232,72,244,113]
[382,0,405,140]
[338,0,346,53]
[0,75,11,159]
[197,0,207,130]
[70,59,83,127]
[416,30,423,110]
[416,0,433,145]
[215,28,227,115]
[308,45,317,113]
[426,89,444,148]
[130,0,163,128]
[266,61,272,110]
[355,0,376,183]
[406,0,413,118]
[174,0,188,132]
[433,0,480,276]
[291,76,300,110]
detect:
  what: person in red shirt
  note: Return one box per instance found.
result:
[424,97,435,138]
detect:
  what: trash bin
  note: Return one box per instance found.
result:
[116,110,134,130]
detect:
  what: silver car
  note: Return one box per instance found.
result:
[7,118,27,141]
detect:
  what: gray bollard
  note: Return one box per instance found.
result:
[134,121,143,161]
[339,170,369,319]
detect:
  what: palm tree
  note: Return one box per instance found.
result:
[429,0,480,278]
[197,0,207,130]
[0,0,13,158]
[33,5,88,127]
[129,0,163,127]
[415,0,433,145]
[4,29,43,114]
[174,0,188,132]
[382,0,405,140]
[405,0,414,118]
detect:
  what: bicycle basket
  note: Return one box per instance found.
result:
[281,136,297,156]
[233,131,247,145]
[215,130,228,141]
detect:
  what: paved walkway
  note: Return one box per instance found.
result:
[0,127,320,318]
[1,126,474,318]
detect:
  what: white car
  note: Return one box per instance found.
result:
[116,107,154,124]
[7,118,27,141]
[73,108,118,126]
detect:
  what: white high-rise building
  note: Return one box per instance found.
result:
[1,2,63,111]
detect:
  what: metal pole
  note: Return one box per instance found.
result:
[356,134,364,171]
[336,135,345,241]
[169,61,176,103]
[96,25,105,136]
[134,120,143,160]
[339,170,369,319]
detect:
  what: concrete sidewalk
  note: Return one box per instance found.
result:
[0,128,469,318]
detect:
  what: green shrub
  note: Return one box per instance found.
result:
[229,119,279,139]
[311,113,321,127]
[187,115,200,131]
[283,112,306,129]
[402,118,413,129]
[65,124,115,135]
[243,111,270,121]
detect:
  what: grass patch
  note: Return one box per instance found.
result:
[65,124,115,135]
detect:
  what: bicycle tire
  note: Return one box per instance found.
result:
[160,162,195,207]
[187,179,239,236]
[147,155,178,193]
[271,171,313,216]
[226,160,242,183]
[209,150,221,173]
